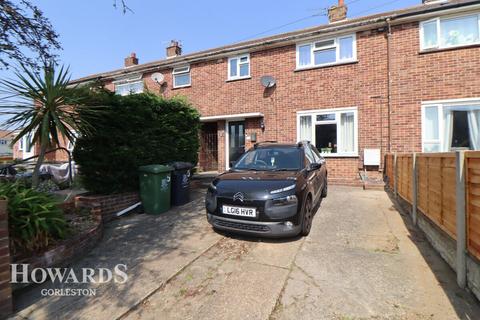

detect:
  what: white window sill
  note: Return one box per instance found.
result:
[419,42,480,54]
[295,60,358,72]
[226,76,251,82]
[321,153,359,158]
[172,84,191,90]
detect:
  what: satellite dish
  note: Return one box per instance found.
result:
[260,75,276,88]
[151,72,165,84]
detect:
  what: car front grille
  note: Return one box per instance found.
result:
[214,219,270,232]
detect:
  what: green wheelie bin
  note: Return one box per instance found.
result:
[139,165,173,214]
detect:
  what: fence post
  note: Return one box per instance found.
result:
[393,152,398,198]
[455,151,467,289]
[412,153,418,226]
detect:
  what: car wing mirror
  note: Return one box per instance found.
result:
[308,163,321,171]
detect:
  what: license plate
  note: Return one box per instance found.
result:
[222,205,257,217]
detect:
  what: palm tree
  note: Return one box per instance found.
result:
[0,64,96,188]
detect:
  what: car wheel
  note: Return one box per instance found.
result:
[321,179,328,198]
[301,197,313,236]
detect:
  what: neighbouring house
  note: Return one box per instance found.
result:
[0,130,13,157]
[12,130,73,162]
[17,0,480,184]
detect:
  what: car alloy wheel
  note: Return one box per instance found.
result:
[301,198,313,236]
[321,180,328,198]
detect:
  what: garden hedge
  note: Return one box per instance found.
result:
[73,91,200,194]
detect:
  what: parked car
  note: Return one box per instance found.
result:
[205,141,327,237]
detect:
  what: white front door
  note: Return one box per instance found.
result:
[21,133,34,159]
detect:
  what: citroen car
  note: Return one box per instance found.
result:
[205,141,327,237]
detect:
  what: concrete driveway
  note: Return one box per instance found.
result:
[12,186,480,320]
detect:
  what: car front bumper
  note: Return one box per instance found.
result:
[207,213,301,238]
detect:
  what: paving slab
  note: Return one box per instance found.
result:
[10,186,480,320]
[270,186,480,320]
[11,193,222,320]
[124,236,303,320]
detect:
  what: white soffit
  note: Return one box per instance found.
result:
[200,112,263,122]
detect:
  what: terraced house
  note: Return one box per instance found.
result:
[16,0,480,185]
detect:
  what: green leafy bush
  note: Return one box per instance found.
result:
[0,182,68,253]
[73,92,200,194]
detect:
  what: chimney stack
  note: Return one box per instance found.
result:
[328,0,347,23]
[166,40,182,58]
[124,53,138,67]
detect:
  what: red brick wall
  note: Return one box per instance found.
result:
[88,14,480,183]
[75,192,140,223]
[110,28,390,182]
[389,22,480,153]
[0,200,12,318]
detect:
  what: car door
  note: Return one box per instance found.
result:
[304,145,322,203]
[311,145,327,190]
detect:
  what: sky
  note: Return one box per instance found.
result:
[1,0,421,81]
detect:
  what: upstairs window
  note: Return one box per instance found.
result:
[296,34,356,69]
[172,66,191,88]
[114,80,144,96]
[228,54,250,80]
[421,13,480,50]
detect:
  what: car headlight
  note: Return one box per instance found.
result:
[272,195,297,206]
[270,184,296,194]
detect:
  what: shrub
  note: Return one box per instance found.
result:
[0,182,68,253]
[73,92,200,194]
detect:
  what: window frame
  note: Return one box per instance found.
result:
[227,54,250,81]
[295,34,357,70]
[67,131,78,152]
[114,80,144,96]
[296,107,358,157]
[172,65,191,88]
[421,98,480,152]
[420,12,480,51]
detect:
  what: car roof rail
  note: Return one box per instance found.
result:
[297,140,310,148]
[254,141,278,148]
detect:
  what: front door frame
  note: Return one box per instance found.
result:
[225,119,245,171]
[21,134,34,159]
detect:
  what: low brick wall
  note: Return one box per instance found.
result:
[75,192,140,223]
[0,199,12,318]
[12,210,103,290]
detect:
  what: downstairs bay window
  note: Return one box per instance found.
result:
[297,108,358,156]
[422,100,480,152]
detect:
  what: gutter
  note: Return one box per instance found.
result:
[70,1,480,84]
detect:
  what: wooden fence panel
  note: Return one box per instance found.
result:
[414,153,456,239]
[385,154,394,189]
[466,152,480,260]
[397,154,413,203]
[386,151,480,260]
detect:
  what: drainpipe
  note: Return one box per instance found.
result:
[386,18,392,153]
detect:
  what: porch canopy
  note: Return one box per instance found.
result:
[199,112,263,122]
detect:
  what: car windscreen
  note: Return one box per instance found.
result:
[233,147,302,171]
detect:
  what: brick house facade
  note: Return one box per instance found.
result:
[15,0,480,185]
